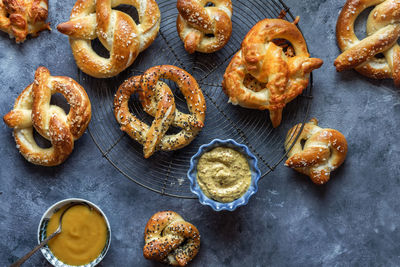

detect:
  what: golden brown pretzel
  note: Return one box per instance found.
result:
[3,67,91,166]
[284,118,348,185]
[143,211,200,266]
[57,0,160,78]
[222,18,323,127]
[176,0,232,53]
[0,0,50,43]
[114,65,206,158]
[335,0,400,86]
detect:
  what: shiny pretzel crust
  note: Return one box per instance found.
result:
[284,118,348,185]
[3,67,91,166]
[176,0,232,53]
[335,0,400,86]
[114,65,206,158]
[57,0,160,78]
[143,211,200,266]
[0,0,50,42]
[222,18,323,127]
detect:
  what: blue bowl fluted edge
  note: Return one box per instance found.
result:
[187,139,262,211]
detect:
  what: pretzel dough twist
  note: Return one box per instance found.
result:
[114,65,206,158]
[335,0,400,86]
[3,67,91,166]
[176,0,232,54]
[143,211,200,266]
[284,118,348,185]
[222,18,323,127]
[57,0,160,78]
[0,0,50,43]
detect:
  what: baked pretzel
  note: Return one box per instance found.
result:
[222,18,323,127]
[335,0,400,86]
[0,0,50,43]
[3,67,91,166]
[143,211,200,266]
[57,0,160,78]
[176,0,232,54]
[114,65,206,158]
[284,118,348,185]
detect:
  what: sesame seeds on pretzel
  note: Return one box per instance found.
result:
[143,211,200,266]
[114,65,206,158]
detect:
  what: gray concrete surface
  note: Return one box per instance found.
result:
[1,0,400,266]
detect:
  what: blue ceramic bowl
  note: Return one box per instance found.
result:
[187,139,261,211]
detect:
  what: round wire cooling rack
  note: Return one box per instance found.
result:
[79,0,313,198]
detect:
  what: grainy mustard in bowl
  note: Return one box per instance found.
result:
[187,139,261,211]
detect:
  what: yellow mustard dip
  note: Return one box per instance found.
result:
[197,146,252,203]
[46,204,108,266]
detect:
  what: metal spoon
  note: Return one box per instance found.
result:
[10,202,92,267]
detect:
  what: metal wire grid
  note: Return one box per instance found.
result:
[79,0,312,198]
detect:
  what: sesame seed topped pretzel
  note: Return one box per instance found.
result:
[335,0,400,86]
[284,118,348,185]
[3,67,91,166]
[0,0,50,43]
[143,211,200,266]
[222,18,323,127]
[176,0,232,54]
[57,0,160,78]
[114,65,206,158]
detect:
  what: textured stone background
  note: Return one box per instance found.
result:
[1,0,400,266]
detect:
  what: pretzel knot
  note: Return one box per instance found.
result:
[335,0,400,86]
[143,211,201,266]
[57,0,160,78]
[284,118,348,185]
[114,65,206,158]
[222,18,323,127]
[176,0,232,54]
[0,0,50,43]
[3,67,91,166]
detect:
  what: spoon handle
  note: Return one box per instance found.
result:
[10,230,60,267]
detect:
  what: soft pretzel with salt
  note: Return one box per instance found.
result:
[335,0,400,86]
[284,118,348,185]
[0,0,50,43]
[176,0,232,54]
[3,67,91,166]
[223,18,323,127]
[57,0,160,78]
[114,65,206,158]
[143,211,200,266]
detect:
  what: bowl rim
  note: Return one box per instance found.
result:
[37,198,111,267]
[187,139,262,211]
